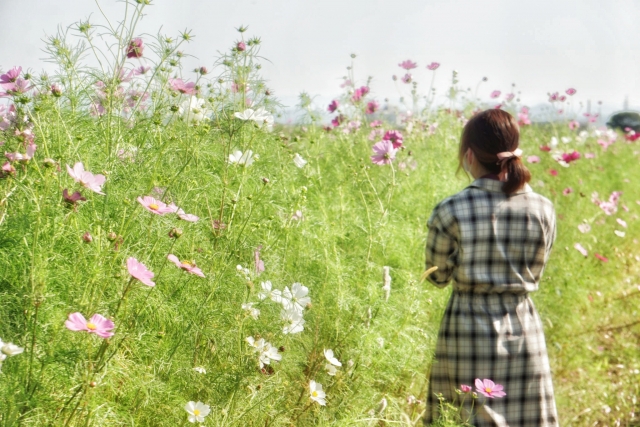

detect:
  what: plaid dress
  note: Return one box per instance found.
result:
[424,178,559,427]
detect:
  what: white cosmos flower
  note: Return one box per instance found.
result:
[615,230,626,237]
[179,97,209,122]
[229,150,255,167]
[309,380,327,406]
[281,283,311,314]
[241,303,260,320]
[234,108,257,121]
[561,136,571,144]
[185,401,210,423]
[253,107,274,131]
[549,136,558,148]
[258,343,282,368]
[258,280,282,303]
[193,367,207,374]
[293,153,307,168]
[246,336,267,352]
[281,308,305,334]
[324,349,342,367]
[325,363,338,376]
[1,342,24,356]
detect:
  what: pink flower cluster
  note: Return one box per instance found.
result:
[351,86,370,103]
[0,67,32,97]
[459,378,506,398]
[67,162,106,195]
[592,191,622,215]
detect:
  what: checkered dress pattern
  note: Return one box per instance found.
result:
[424,178,559,427]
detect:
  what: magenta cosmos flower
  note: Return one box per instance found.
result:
[167,254,205,277]
[127,257,156,286]
[365,100,379,115]
[371,140,397,165]
[383,130,403,148]
[169,78,197,95]
[137,196,175,215]
[475,379,506,398]
[66,162,106,195]
[0,66,21,86]
[561,151,580,163]
[426,62,440,70]
[398,60,417,70]
[460,384,472,393]
[327,100,339,113]
[65,312,115,338]
[126,38,144,58]
[566,88,577,96]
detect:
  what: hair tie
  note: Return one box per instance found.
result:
[496,148,522,182]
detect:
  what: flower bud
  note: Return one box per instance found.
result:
[236,41,246,52]
[169,227,183,239]
[51,84,62,97]
[89,381,97,387]
[82,232,93,243]
[43,158,57,168]
[262,177,269,184]
[198,66,208,75]
[107,232,118,241]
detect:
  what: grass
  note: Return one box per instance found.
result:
[1,3,640,426]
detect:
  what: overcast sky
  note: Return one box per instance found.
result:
[1,0,639,117]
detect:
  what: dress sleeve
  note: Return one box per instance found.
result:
[425,204,460,288]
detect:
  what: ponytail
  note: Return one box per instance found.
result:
[501,157,531,195]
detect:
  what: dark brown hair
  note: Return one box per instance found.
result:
[458,109,531,195]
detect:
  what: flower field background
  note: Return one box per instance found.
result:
[1,3,640,426]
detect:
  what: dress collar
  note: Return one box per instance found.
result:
[468,177,532,194]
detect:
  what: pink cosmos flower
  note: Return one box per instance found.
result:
[578,223,591,233]
[127,257,156,287]
[382,130,403,148]
[561,151,580,163]
[254,246,265,274]
[1,162,16,177]
[475,379,506,398]
[62,189,86,206]
[504,93,515,102]
[169,78,196,95]
[370,140,397,165]
[65,312,115,338]
[585,153,595,159]
[559,96,566,102]
[167,254,205,277]
[137,196,175,215]
[398,60,417,70]
[594,253,608,262]
[574,243,588,257]
[0,66,21,86]
[368,128,384,141]
[526,155,540,164]
[126,38,144,58]
[426,62,440,70]
[616,218,627,228]
[401,74,412,84]
[549,92,559,102]
[566,88,576,96]
[167,203,199,222]
[370,120,383,128]
[518,106,531,126]
[327,100,339,113]
[3,78,31,96]
[351,86,370,103]
[460,384,472,393]
[490,90,501,99]
[66,162,106,195]
[134,66,151,75]
[597,139,613,151]
[562,187,573,196]
[365,100,379,115]
[549,169,558,176]
[568,120,579,130]
[6,142,36,163]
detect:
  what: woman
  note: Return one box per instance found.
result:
[424,109,559,426]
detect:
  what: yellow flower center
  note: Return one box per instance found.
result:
[485,387,492,393]
[312,391,318,397]
[149,203,159,210]
[181,261,193,268]
[193,409,201,416]
[86,322,97,330]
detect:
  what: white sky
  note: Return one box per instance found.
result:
[1,0,640,117]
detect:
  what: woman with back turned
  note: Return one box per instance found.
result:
[423,109,559,426]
